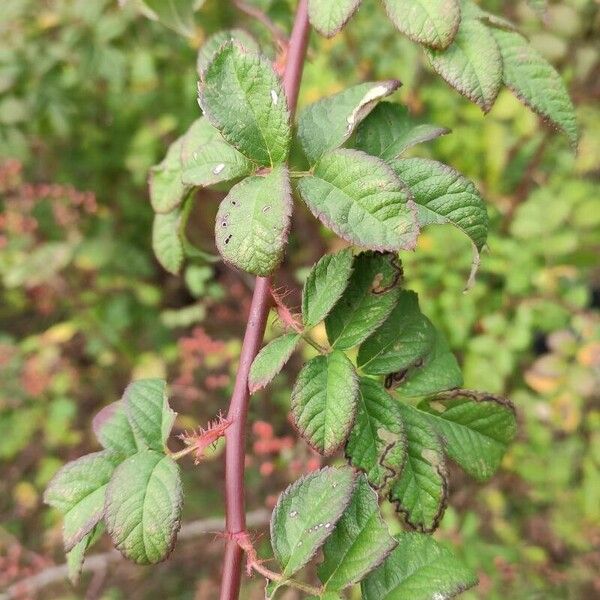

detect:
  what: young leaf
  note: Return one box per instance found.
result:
[181,139,254,187]
[291,351,359,455]
[354,102,449,160]
[270,466,356,577]
[215,166,291,276]
[418,389,517,480]
[297,149,418,252]
[249,333,301,393]
[66,523,104,585]
[197,29,259,78]
[346,378,406,489]
[44,451,116,552]
[152,209,184,275]
[297,81,401,164]
[391,157,488,282]
[361,532,478,599]
[149,135,188,214]
[318,475,397,591]
[383,0,461,50]
[325,251,403,350]
[357,290,435,375]
[92,400,138,458]
[395,329,463,397]
[491,29,578,147]
[198,42,290,166]
[123,378,176,452]
[302,248,354,328]
[308,0,362,37]
[389,405,447,533]
[141,0,199,37]
[104,450,183,564]
[427,18,502,113]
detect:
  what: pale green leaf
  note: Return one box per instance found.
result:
[152,209,184,275]
[358,290,435,375]
[66,523,104,585]
[354,102,449,160]
[141,0,200,37]
[319,475,397,591]
[179,116,221,166]
[389,405,447,533]
[383,0,461,49]
[395,329,463,397]
[197,29,259,77]
[181,139,254,187]
[199,42,290,166]
[270,466,356,577]
[249,333,301,393]
[362,532,478,599]
[302,248,354,328]
[123,379,176,452]
[149,135,188,213]
[291,351,359,455]
[215,165,291,276]
[297,81,400,163]
[427,18,502,112]
[346,378,405,489]
[308,0,362,37]
[492,28,578,147]
[325,251,403,350]
[459,0,517,31]
[418,389,517,480]
[297,149,418,251]
[104,450,183,564]
[93,400,138,458]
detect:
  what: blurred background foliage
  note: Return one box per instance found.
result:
[0,0,598,598]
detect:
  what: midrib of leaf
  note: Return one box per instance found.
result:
[417,1,449,43]
[455,26,492,102]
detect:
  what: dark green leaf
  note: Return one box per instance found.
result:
[270,466,356,577]
[362,532,478,599]
[215,166,291,276]
[319,475,397,591]
[297,149,418,252]
[308,0,362,37]
[104,450,183,564]
[291,351,359,455]
[302,248,354,328]
[249,333,301,393]
[325,251,403,350]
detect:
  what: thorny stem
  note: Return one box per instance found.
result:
[219,2,310,599]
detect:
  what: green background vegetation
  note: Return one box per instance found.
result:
[0,0,598,598]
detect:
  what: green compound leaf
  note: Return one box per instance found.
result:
[141,0,200,37]
[389,405,447,533]
[44,451,116,552]
[249,333,301,393]
[427,18,502,113]
[181,139,254,187]
[357,290,435,375]
[198,42,290,166]
[197,28,259,77]
[325,251,403,350]
[354,102,449,160]
[93,400,138,458]
[149,135,188,214]
[297,149,418,252]
[361,532,478,599]
[123,379,176,452]
[215,166,291,276]
[383,0,461,50]
[152,208,184,275]
[308,0,362,37]
[318,474,397,591]
[302,248,354,328]
[66,523,104,585]
[395,329,463,397]
[391,157,488,284]
[291,351,359,456]
[346,378,406,489]
[104,450,183,564]
[418,389,517,481]
[491,28,578,147]
[270,466,356,577]
[297,81,401,164]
